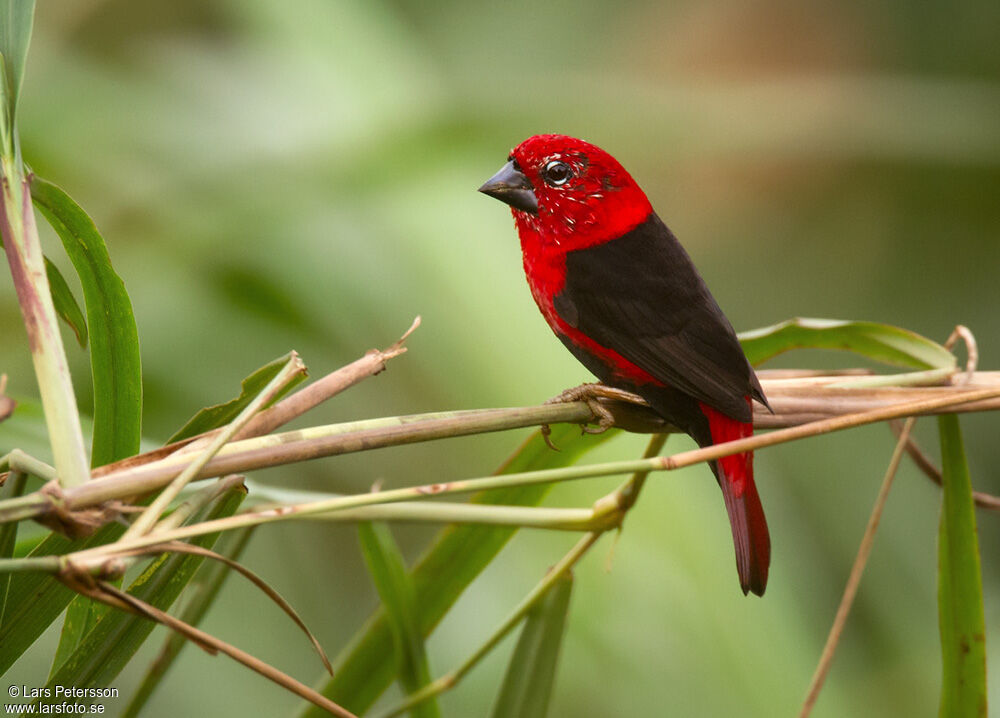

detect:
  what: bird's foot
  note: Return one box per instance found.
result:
[543,382,633,436]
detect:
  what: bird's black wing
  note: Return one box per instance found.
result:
[554,212,764,422]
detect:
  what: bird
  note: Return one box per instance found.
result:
[478,134,771,596]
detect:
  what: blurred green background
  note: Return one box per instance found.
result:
[2,0,999,715]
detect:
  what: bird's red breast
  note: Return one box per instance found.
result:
[506,135,659,385]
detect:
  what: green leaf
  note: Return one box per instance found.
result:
[0,244,90,350]
[0,0,34,154]
[0,251,86,347]
[32,176,143,675]
[0,523,123,676]
[358,522,440,718]
[167,352,306,443]
[936,414,987,717]
[121,527,255,718]
[0,0,33,107]
[738,318,956,370]
[44,483,246,695]
[30,176,142,468]
[13,531,44,558]
[304,424,617,717]
[44,256,87,347]
[48,595,99,681]
[0,470,28,627]
[490,572,573,718]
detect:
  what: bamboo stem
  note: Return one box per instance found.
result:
[122,355,304,539]
[52,385,1000,562]
[2,382,999,530]
[85,581,358,718]
[154,475,248,533]
[0,448,57,481]
[1,170,89,488]
[0,554,62,573]
[297,501,602,530]
[68,404,595,508]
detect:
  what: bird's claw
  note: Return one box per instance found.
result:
[540,423,561,451]
[581,398,614,433]
[545,382,618,436]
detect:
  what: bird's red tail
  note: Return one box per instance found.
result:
[699,400,770,596]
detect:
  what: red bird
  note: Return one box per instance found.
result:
[479,134,771,596]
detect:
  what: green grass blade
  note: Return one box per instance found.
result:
[32,177,142,676]
[489,572,573,718]
[121,526,255,718]
[12,532,45,558]
[44,256,87,347]
[30,176,142,468]
[358,522,440,718]
[738,317,956,370]
[0,522,123,676]
[167,352,306,443]
[48,595,99,681]
[304,425,616,717]
[0,0,34,154]
[936,414,987,717]
[43,484,246,696]
[0,0,33,105]
[0,470,28,627]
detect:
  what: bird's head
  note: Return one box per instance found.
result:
[479,134,652,248]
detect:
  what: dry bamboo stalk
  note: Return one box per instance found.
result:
[3,375,999,529]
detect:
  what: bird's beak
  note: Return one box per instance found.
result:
[478,161,539,215]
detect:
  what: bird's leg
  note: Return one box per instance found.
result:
[544,382,638,435]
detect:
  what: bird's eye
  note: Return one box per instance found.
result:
[542,161,572,186]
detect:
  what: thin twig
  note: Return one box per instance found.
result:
[107,541,334,677]
[74,369,1000,483]
[944,325,977,382]
[0,449,57,481]
[827,367,954,389]
[122,354,305,539]
[85,581,357,718]
[121,527,256,718]
[756,371,1000,427]
[614,433,669,513]
[239,316,420,438]
[888,420,1000,512]
[54,385,1000,577]
[3,380,1000,529]
[94,319,420,476]
[286,501,602,531]
[70,382,1000,512]
[154,475,247,533]
[372,437,673,718]
[42,385,1000,564]
[184,317,421,451]
[67,404,596,509]
[373,532,602,718]
[799,417,916,717]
